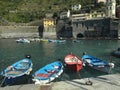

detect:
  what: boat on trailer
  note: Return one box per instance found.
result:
[64,53,84,72]
[82,54,114,73]
[0,55,33,86]
[32,61,63,84]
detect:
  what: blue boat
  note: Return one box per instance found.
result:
[82,54,114,73]
[0,55,33,86]
[48,39,66,43]
[32,61,63,84]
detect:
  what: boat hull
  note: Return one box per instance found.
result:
[85,63,111,73]
[32,61,63,84]
[16,39,30,43]
[2,74,31,86]
[111,51,120,58]
[64,54,83,72]
[82,55,114,73]
[66,64,83,72]
[0,57,33,86]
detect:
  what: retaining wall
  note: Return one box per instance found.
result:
[0,26,39,38]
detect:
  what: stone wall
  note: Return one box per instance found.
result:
[72,18,119,39]
[0,26,39,38]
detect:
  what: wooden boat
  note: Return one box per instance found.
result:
[32,61,63,84]
[111,48,120,58]
[16,38,30,43]
[48,39,66,43]
[64,53,84,72]
[0,55,33,86]
[82,54,114,73]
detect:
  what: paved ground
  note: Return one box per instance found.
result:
[52,74,120,90]
[0,74,120,90]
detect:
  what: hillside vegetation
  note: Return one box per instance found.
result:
[0,0,119,25]
[0,0,95,24]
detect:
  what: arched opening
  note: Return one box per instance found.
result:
[77,33,84,38]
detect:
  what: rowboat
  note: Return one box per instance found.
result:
[16,38,30,43]
[0,55,33,86]
[82,54,114,73]
[32,61,63,84]
[64,53,84,72]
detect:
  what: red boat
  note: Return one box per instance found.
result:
[64,53,84,72]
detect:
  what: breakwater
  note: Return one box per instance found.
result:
[0,26,39,38]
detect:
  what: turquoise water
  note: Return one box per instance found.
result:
[0,39,120,80]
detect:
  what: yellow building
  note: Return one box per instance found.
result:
[87,11,105,19]
[43,18,56,38]
[43,18,55,27]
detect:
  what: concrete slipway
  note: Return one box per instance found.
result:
[0,74,120,90]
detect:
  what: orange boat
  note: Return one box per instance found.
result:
[64,53,84,72]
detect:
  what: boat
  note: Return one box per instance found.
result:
[64,53,84,72]
[82,54,114,73]
[32,61,63,84]
[0,55,33,86]
[16,38,30,43]
[72,40,80,43]
[40,39,49,42]
[111,48,120,58]
[48,39,66,43]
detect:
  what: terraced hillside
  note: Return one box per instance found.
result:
[0,0,103,24]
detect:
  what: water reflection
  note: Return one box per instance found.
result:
[0,39,120,79]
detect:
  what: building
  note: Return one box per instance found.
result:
[71,4,81,11]
[72,18,119,39]
[71,11,105,22]
[43,18,55,27]
[43,18,56,38]
[60,10,70,19]
[106,0,116,18]
[97,0,106,3]
[116,5,120,18]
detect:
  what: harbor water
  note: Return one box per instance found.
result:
[0,39,120,81]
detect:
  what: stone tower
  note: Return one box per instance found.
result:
[106,0,116,18]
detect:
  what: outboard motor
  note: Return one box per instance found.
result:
[25,54,31,59]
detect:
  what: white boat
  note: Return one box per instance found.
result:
[16,38,30,43]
